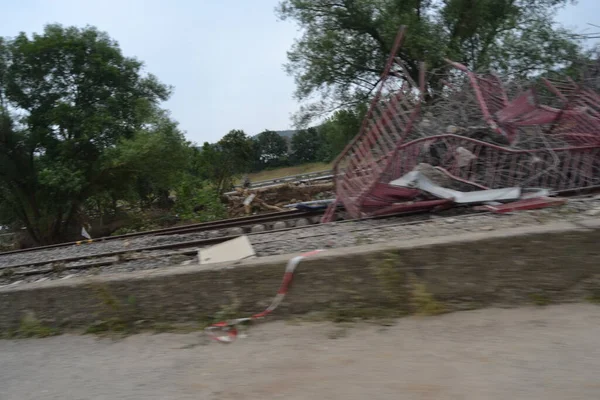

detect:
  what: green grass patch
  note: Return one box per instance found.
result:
[4,312,60,339]
[586,288,600,304]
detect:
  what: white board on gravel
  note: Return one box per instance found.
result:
[198,235,256,265]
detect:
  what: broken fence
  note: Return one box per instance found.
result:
[322,26,600,222]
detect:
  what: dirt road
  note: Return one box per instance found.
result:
[1,304,599,399]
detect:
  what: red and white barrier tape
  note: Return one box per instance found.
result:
[205,249,324,343]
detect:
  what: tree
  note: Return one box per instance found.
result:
[290,127,325,164]
[276,0,581,125]
[172,175,227,223]
[218,129,254,173]
[318,104,367,161]
[193,129,253,193]
[0,24,170,244]
[194,142,231,194]
[252,130,289,169]
[101,109,189,210]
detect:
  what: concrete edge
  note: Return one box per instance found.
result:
[1,218,600,334]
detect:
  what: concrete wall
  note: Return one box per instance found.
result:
[1,219,600,333]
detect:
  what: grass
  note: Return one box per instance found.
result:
[4,312,60,338]
[246,162,333,183]
[530,293,551,306]
[586,289,600,304]
[410,280,446,315]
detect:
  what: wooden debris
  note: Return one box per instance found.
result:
[224,183,334,217]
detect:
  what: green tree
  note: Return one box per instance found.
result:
[194,129,253,194]
[218,129,254,173]
[318,105,366,161]
[290,127,325,164]
[252,130,289,169]
[0,24,170,244]
[276,0,581,124]
[172,175,227,223]
[102,109,189,210]
[82,109,189,228]
[194,142,231,194]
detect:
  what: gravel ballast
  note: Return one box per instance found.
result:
[1,196,600,286]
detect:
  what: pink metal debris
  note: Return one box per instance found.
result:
[322,26,600,222]
[475,197,568,214]
[368,199,454,217]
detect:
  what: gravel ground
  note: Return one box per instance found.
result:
[253,197,600,254]
[1,197,600,286]
[1,251,196,287]
[1,303,599,400]
[0,229,220,268]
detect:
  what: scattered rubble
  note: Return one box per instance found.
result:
[225,183,334,217]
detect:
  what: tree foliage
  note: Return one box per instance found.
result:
[276,0,581,124]
[252,129,289,169]
[172,176,226,223]
[317,104,367,161]
[290,127,326,163]
[218,129,254,172]
[193,129,253,194]
[0,24,177,244]
[100,110,189,210]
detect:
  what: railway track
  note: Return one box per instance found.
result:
[0,209,325,257]
[2,187,600,282]
[0,207,333,272]
[0,206,488,276]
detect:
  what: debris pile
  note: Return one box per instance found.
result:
[323,26,600,222]
[225,183,334,217]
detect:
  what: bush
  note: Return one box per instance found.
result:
[173,177,227,222]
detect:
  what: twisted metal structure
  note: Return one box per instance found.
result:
[323,26,600,222]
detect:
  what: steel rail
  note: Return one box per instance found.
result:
[0,207,482,272]
[0,209,319,256]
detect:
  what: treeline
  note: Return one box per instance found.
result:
[194,102,366,188]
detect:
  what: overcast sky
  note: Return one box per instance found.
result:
[0,0,598,144]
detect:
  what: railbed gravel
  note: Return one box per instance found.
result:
[1,196,600,287]
[0,229,230,268]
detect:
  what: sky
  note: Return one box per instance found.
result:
[0,0,598,144]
